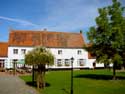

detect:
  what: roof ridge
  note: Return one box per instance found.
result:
[0,42,8,44]
[10,29,81,34]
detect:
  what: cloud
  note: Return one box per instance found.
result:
[0,16,38,27]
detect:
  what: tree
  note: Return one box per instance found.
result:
[85,0,125,79]
[25,46,54,89]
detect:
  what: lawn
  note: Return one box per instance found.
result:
[20,69,125,94]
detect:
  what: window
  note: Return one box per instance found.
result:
[21,49,26,54]
[58,50,62,55]
[19,59,25,64]
[65,59,70,66]
[77,50,82,55]
[13,49,18,54]
[57,59,62,66]
[13,59,18,63]
[0,60,5,68]
[78,59,85,66]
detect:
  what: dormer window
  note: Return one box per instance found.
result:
[58,50,62,55]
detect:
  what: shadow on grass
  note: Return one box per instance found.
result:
[26,81,50,88]
[74,74,125,80]
[61,88,70,94]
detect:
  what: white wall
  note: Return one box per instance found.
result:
[49,48,88,68]
[8,46,33,59]
[7,46,90,69]
[7,46,105,69]
[7,46,33,68]
[87,59,104,68]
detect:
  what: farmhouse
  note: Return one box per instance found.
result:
[0,29,104,69]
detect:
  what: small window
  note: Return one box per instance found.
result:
[78,59,85,66]
[13,59,18,63]
[65,59,70,66]
[21,49,26,54]
[58,50,62,55]
[57,59,62,66]
[13,49,18,54]
[77,50,82,55]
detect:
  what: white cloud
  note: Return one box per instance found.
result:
[0,16,38,27]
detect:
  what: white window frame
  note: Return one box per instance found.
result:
[21,49,26,54]
[65,59,70,66]
[58,50,62,55]
[77,50,82,55]
[78,59,85,66]
[13,49,18,54]
[57,59,62,66]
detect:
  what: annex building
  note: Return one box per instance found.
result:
[0,29,104,69]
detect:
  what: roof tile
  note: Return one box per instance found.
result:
[9,30,85,48]
[0,42,8,57]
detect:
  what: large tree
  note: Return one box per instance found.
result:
[25,46,54,89]
[85,0,125,79]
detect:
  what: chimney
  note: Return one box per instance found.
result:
[43,28,47,31]
[80,30,83,34]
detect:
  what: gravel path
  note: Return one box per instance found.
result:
[0,73,39,94]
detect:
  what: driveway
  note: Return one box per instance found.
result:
[0,72,39,94]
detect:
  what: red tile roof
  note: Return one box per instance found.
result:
[9,30,85,48]
[0,42,8,57]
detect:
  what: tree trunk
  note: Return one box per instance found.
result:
[13,62,16,75]
[36,64,46,90]
[42,70,46,88]
[32,65,35,85]
[113,62,116,80]
[37,73,40,90]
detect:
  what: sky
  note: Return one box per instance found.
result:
[0,0,124,42]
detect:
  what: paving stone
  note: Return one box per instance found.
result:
[0,73,39,94]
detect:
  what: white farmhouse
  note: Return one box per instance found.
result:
[0,30,104,69]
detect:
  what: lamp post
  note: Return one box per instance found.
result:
[70,57,74,94]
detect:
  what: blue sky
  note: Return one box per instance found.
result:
[0,0,124,42]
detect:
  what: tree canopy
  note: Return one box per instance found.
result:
[25,46,54,65]
[85,0,125,79]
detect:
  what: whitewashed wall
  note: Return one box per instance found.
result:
[7,46,91,69]
[7,46,33,68]
[6,46,105,69]
[87,59,104,68]
[49,48,88,68]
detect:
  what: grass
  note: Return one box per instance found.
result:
[20,69,125,94]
